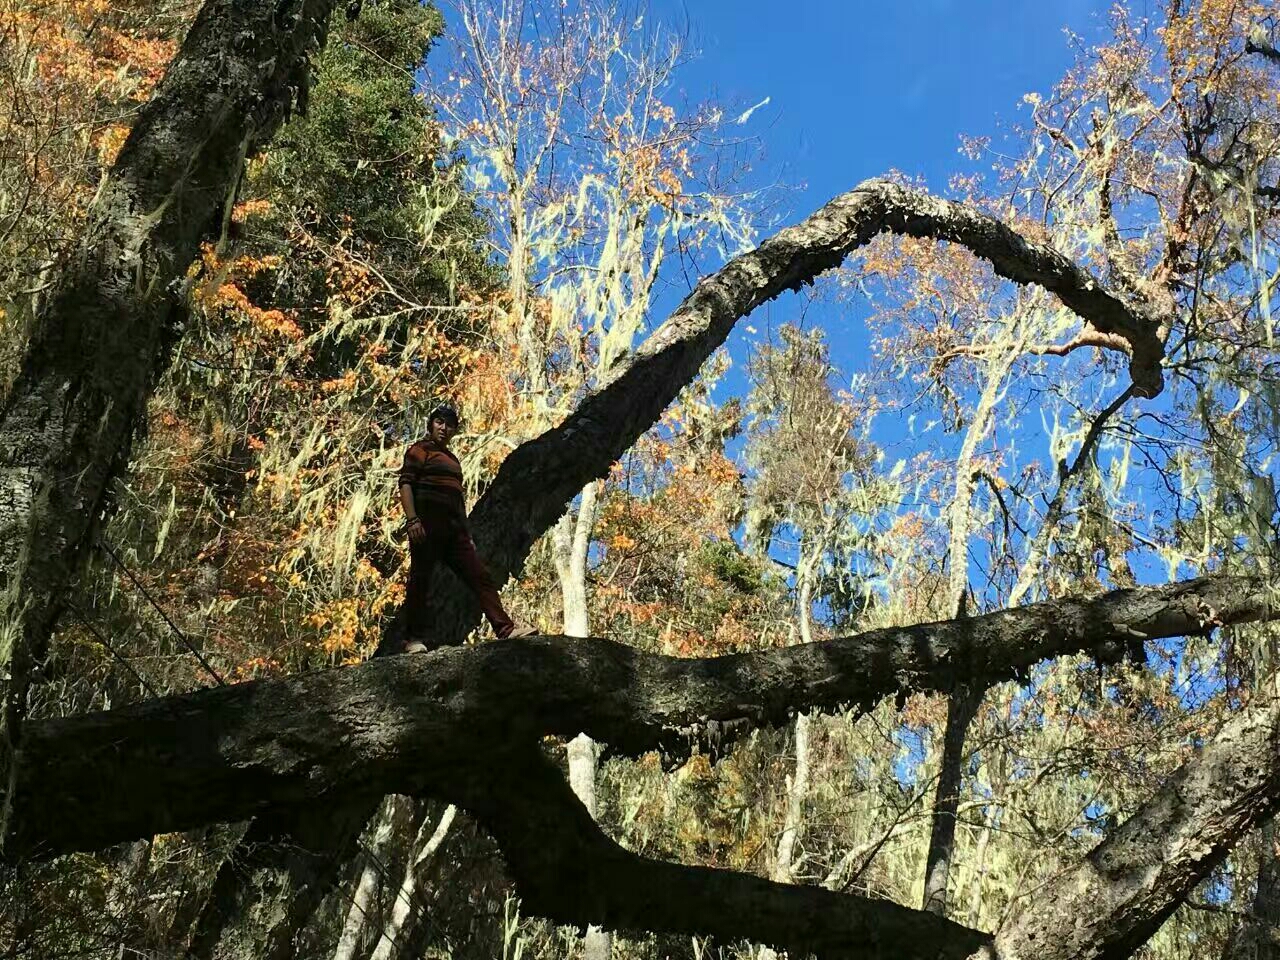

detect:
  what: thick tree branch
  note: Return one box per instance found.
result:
[6,575,1270,861]
[424,178,1177,648]
[460,745,991,960]
[1246,33,1280,65]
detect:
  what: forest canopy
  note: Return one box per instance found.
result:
[0,1,1278,959]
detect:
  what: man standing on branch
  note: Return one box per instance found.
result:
[398,404,536,652]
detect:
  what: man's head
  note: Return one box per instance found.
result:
[428,404,460,445]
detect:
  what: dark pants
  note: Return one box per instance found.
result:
[405,501,515,641]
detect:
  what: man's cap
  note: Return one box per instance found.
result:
[430,404,460,427]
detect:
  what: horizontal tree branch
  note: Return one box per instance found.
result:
[6,575,1270,861]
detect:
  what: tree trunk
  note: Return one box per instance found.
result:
[964,814,991,931]
[922,687,980,916]
[331,796,413,960]
[0,0,337,853]
[759,552,818,960]
[0,1,1175,940]
[972,694,1280,960]
[922,347,1011,916]
[553,481,611,960]
[773,712,812,888]
[439,175,1171,652]
[367,804,456,960]
[219,171,1174,954]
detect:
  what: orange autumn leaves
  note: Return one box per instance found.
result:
[2,0,186,220]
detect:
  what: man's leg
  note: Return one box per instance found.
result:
[443,518,531,638]
[404,515,447,648]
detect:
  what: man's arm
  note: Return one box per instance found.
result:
[400,479,425,546]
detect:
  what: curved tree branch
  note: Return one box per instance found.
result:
[462,179,1169,641]
[974,690,1280,960]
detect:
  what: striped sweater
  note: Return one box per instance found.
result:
[398,438,465,514]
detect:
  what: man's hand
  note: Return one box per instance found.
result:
[407,517,426,546]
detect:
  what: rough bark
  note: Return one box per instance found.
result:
[460,744,990,960]
[6,576,1280,959]
[3,162,1177,947]
[0,0,336,850]
[971,692,1280,960]
[7,575,1269,860]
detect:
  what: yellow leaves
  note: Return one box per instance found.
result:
[194,247,302,342]
[325,254,378,307]
[212,282,303,341]
[95,124,129,165]
[320,371,359,395]
[232,199,273,223]
[608,532,637,552]
[305,598,360,653]
[232,656,283,680]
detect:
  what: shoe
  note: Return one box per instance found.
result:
[505,623,538,639]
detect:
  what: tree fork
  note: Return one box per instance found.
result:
[5,575,1279,960]
[233,167,1180,955]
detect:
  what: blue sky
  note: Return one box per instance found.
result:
[638,0,1117,371]
[650,0,1114,207]
[631,0,1140,590]
[640,15,1111,394]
